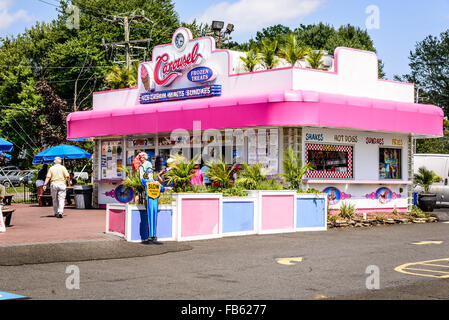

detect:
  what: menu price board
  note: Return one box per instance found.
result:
[101,141,123,179]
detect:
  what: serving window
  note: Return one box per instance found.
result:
[305,144,353,179]
[379,147,401,179]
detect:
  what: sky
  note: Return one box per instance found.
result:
[0,0,448,79]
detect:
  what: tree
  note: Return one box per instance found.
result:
[255,24,292,43]
[415,119,449,154]
[259,39,279,69]
[181,19,210,39]
[279,33,310,66]
[240,49,261,72]
[0,0,180,167]
[306,50,326,70]
[396,30,449,115]
[295,23,335,51]
[240,23,385,77]
[105,64,138,89]
[33,79,72,146]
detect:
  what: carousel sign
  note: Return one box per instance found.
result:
[139,28,221,104]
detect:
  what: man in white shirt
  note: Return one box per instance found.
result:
[43,157,72,218]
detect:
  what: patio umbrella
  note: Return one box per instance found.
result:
[32,144,91,164]
[0,138,13,152]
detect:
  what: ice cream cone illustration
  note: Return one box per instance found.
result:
[141,64,150,91]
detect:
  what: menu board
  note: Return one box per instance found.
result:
[247,129,279,173]
[101,140,123,179]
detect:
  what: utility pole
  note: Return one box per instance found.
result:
[124,17,130,69]
[103,11,152,69]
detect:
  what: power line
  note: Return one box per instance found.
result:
[0,77,97,84]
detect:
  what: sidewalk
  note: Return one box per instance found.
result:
[0,203,109,245]
[0,204,192,265]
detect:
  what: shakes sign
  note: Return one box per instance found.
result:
[139,28,224,104]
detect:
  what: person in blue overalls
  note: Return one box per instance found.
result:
[140,167,166,244]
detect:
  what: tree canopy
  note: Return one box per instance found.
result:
[0,3,388,167]
[0,0,180,167]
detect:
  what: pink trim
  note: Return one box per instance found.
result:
[355,208,408,213]
[90,47,414,96]
[67,90,443,139]
[330,208,408,214]
[305,180,413,185]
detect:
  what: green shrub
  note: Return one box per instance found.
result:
[297,188,323,194]
[120,166,145,204]
[205,158,235,189]
[255,178,284,190]
[414,166,442,193]
[409,205,429,218]
[235,163,270,190]
[158,191,174,204]
[327,214,339,224]
[222,187,248,197]
[339,201,356,219]
[281,148,314,189]
[164,154,197,192]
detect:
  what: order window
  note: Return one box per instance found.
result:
[305,144,353,179]
[379,148,401,179]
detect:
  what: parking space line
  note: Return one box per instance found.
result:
[395,258,449,279]
[276,257,303,265]
[411,241,443,245]
[404,267,449,275]
[421,263,449,268]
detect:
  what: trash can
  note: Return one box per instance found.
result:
[74,185,93,209]
[412,192,418,206]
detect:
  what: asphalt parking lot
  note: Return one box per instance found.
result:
[1,221,449,300]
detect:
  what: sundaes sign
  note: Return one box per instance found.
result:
[139,28,222,104]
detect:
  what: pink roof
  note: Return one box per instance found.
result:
[66,90,443,139]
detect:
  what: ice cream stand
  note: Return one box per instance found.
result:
[66,28,443,241]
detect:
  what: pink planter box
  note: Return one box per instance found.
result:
[176,194,222,241]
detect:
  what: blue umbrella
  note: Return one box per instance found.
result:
[0,138,13,152]
[33,144,91,164]
[0,152,12,162]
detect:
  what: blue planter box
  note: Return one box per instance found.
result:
[296,196,326,229]
[222,200,255,234]
[129,207,173,241]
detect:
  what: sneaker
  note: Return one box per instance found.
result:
[57,213,63,219]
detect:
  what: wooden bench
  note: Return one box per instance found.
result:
[37,194,74,206]
[3,194,13,206]
[2,207,15,227]
[40,194,53,206]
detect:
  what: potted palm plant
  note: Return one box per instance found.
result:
[414,166,442,212]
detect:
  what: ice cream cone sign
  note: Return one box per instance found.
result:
[140,64,155,92]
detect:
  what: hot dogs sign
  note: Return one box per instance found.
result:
[138,28,223,104]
